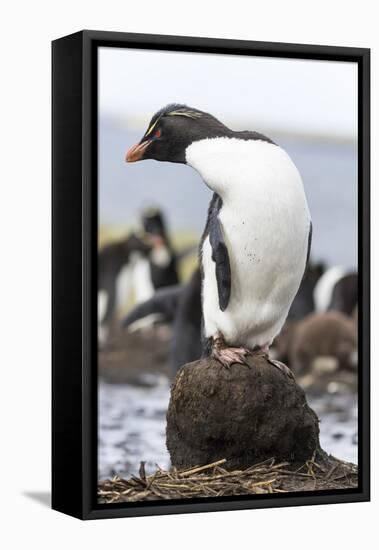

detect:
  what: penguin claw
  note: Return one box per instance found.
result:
[212,346,250,368]
[267,358,294,379]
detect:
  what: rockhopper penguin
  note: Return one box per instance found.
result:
[126,104,312,371]
[141,206,179,289]
[98,233,152,344]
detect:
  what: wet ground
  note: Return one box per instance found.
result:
[98,377,171,479]
[98,376,358,480]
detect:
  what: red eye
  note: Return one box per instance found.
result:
[155,129,161,138]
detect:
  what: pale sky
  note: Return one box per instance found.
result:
[99,46,358,139]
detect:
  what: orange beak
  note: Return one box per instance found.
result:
[125,140,152,162]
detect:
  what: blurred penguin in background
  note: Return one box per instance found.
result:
[314,266,358,316]
[134,207,179,297]
[287,260,325,321]
[271,260,323,361]
[289,310,358,376]
[274,264,358,366]
[98,233,151,344]
[99,206,196,345]
[122,268,202,375]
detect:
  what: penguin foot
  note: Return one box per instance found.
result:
[266,357,294,379]
[212,346,250,368]
[212,334,250,368]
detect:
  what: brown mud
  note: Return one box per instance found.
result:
[166,354,322,470]
[99,324,172,385]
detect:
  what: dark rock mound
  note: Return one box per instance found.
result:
[166,354,322,470]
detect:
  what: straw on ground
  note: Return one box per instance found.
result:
[98,456,358,503]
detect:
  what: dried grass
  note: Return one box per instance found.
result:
[98,455,358,503]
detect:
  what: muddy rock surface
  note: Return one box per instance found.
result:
[167,354,322,470]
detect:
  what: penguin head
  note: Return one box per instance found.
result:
[141,206,166,236]
[126,104,229,164]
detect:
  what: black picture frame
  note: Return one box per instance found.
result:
[52,30,370,520]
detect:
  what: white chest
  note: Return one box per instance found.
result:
[187,137,311,347]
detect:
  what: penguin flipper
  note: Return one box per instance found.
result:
[121,285,182,329]
[209,216,231,312]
